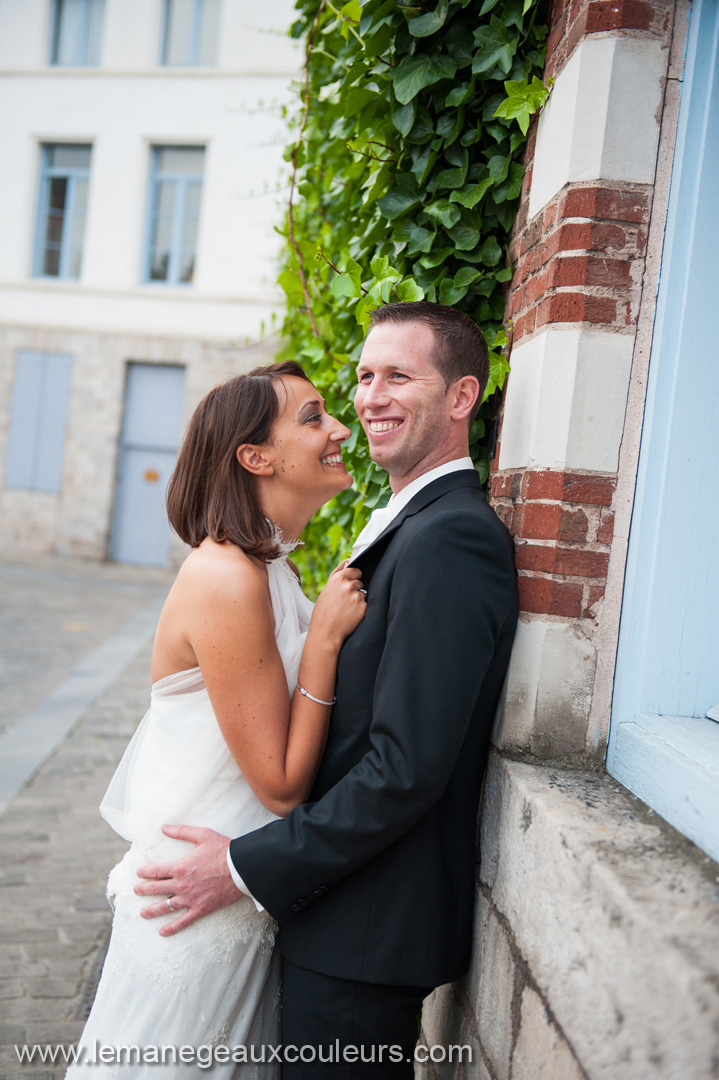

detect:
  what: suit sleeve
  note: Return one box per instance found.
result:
[229,511,516,922]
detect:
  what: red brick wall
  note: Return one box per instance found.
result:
[491,469,615,620]
[490,0,672,623]
[507,187,651,344]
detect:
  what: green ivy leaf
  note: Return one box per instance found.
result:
[408,0,449,37]
[436,111,460,140]
[355,295,380,330]
[434,148,469,190]
[454,267,482,287]
[487,349,510,391]
[448,215,480,251]
[377,174,421,220]
[472,16,517,75]
[494,264,514,282]
[395,278,425,301]
[346,87,378,113]
[419,246,454,268]
[407,226,436,254]
[439,277,470,305]
[479,236,503,265]
[392,100,417,137]
[300,343,327,365]
[345,256,363,289]
[390,54,458,105]
[424,200,461,228]
[494,161,525,202]
[493,76,550,134]
[278,269,304,297]
[487,154,510,184]
[449,176,493,208]
[411,145,438,186]
[469,418,486,442]
[330,273,362,299]
[370,254,402,284]
[445,83,472,107]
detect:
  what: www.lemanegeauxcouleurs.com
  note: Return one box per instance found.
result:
[15,1040,473,1068]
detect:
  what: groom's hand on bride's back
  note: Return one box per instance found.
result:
[134,824,241,936]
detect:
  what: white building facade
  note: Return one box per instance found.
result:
[0,0,297,566]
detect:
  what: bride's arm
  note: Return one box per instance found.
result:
[187,559,365,818]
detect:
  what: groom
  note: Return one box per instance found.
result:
[136,301,518,1075]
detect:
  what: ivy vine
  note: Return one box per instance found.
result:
[276,0,549,591]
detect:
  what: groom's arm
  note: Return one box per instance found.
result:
[229,509,517,922]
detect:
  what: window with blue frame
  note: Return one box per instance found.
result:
[4,352,73,495]
[50,0,105,66]
[33,144,92,280]
[607,0,719,862]
[145,147,205,285]
[162,0,220,66]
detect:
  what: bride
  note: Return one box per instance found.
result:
[67,361,366,1078]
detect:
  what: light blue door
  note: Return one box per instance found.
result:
[607,0,719,859]
[110,363,186,566]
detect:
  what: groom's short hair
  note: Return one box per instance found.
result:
[368,301,489,418]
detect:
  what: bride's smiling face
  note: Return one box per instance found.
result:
[263,376,353,502]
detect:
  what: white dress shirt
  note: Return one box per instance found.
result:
[227,455,476,906]
[349,456,474,561]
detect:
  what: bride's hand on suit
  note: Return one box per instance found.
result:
[311,560,367,648]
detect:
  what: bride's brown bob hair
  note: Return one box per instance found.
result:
[167,360,311,562]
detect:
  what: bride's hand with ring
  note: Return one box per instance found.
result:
[310,560,367,649]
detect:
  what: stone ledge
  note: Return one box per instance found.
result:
[480,756,719,1080]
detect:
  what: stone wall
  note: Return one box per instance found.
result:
[0,327,277,563]
[418,758,719,1080]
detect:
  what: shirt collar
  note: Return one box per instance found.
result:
[386,456,475,516]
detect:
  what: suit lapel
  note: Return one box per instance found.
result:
[352,469,482,570]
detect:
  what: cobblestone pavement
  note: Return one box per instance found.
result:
[0,556,174,1079]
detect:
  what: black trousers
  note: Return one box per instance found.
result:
[280,957,432,1079]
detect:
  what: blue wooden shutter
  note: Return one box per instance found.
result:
[5,351,73,493]
[5,353,43,489]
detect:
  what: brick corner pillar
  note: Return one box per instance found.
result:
[488,0,674,763]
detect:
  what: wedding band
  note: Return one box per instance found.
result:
[359,588,367,595]
[166,896,175,912]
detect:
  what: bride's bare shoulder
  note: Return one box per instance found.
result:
[172,539,267,610]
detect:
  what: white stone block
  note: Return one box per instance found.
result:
[493,620,597,756]
[511,986,583,1080]
[499,328,634,473]
[480,758,719,1080]
[417,982,476,1080]
[476,903,515,1080]
[421,984,458,1052]
[529,37,666,219]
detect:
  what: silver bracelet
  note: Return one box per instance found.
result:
[296,683,336,706]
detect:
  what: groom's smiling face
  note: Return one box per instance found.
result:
[354,321,455,489]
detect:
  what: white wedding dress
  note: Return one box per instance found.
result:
[67,556,314,1079]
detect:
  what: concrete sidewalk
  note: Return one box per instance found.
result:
[0,556,173,1079]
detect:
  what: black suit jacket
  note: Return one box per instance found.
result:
[230,470,518,988]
